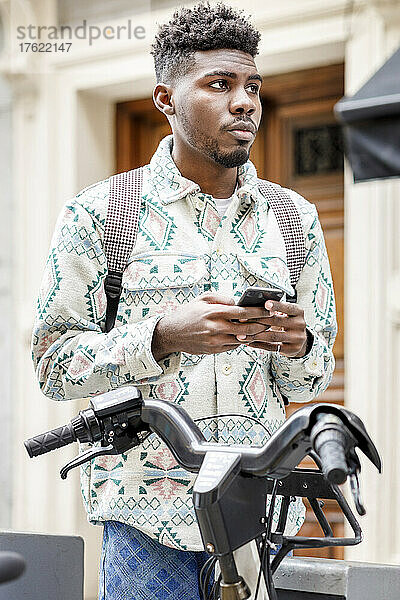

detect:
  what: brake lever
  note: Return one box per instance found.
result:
[345,448,366,516]
[60,444,116,480]
[349,470,366,516]
[59,424,151,480]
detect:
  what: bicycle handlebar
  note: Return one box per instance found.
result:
[25,424,78,458]
[24,386,382,600]
[25,399,104,459]
[311,414,349,485]
[25,386,381,482]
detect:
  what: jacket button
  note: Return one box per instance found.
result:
[223,364,232,375]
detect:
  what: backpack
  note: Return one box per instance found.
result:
[103,166,306,333]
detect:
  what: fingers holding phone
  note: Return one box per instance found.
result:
[234,287,307,356]
[234,286,285,342]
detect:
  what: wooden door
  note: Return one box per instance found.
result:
[258,64,345,559]
[116,63,345,559]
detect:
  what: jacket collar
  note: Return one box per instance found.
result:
[149,134,261,207]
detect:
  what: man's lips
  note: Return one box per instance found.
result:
[227,122,255,132]
[227,129,255,141]
[226,122,256,141]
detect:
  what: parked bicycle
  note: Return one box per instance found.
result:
[25,387,381,599]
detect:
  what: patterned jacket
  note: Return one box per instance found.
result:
[31,134,337,551]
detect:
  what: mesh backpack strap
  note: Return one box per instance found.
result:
[103,166,144,332]
[257,179,306,300]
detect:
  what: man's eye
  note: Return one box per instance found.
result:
[247,84,260,94]
[209,80,228,90]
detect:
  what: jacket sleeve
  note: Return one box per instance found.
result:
[31,197,181,401]
[270,203,337,403]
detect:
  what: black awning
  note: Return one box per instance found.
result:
[334,46,400,182]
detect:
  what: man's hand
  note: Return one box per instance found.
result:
[152,292,275,361]
[239,300,308,358]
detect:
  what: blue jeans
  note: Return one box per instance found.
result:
[98,520,288,599]
[98,521,211,600]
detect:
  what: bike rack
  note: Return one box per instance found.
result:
[0,532,84,600]
[274,556,400,599]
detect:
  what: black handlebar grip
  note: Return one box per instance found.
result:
[312,416,348,485]
[24,423,77,458]
[0,552,26,584]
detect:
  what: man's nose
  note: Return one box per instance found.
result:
[229,87,257,115]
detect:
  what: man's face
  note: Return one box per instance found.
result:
[170,48,262,168]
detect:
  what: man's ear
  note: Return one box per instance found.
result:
[153,84,175,116]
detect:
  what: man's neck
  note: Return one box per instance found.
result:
[171,136,238,198]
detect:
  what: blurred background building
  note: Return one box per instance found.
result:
[0,0,399,597]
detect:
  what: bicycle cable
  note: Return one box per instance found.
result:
[199,555,217,600]
[254,479,278,600]
[194,413,273,439]
[213,573,222,600]
[265,479,279,600]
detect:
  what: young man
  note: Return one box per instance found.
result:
[32,3,337,598]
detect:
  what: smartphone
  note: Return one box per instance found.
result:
[236,286,285,307]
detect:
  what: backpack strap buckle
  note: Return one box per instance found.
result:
[104,271,123,299]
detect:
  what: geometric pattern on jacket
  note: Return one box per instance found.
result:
[32,134,337,551]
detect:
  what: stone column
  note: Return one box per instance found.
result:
[0,70,13,529]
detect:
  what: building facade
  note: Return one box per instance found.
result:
[0,0,399,597]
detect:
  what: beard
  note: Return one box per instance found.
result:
[207,140,250,168]
[179,108,251,168]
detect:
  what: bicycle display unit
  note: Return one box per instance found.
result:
[24,386,382,600]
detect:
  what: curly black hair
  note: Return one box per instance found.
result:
[151,2,261,84]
